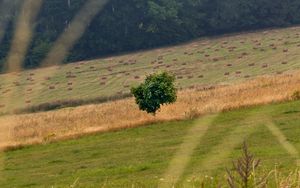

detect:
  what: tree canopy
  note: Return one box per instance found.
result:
[131,72,177,114]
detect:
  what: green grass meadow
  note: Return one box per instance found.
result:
[1,100,300,187]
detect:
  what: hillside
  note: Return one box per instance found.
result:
[2,2,300,188]
[1,100,300,187]
[1,26,300,114]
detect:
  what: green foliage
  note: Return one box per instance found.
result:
[1,0,300,69]
[131,72,177,114]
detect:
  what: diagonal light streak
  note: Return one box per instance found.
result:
[0,0,21,43]
[264,120,300,167]
[159,115,217,188]
[4,0,43,72]
[41,0,109,67]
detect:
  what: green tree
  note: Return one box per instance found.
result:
[131,72,177,115]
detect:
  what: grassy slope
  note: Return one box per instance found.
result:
[1,100,300,187]
[1,27,300,113]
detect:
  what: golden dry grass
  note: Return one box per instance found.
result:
[0,70,300,150]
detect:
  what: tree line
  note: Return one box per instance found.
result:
[0,0,300,70]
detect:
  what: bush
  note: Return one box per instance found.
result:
[185,107,200,119]
[291,91,300,101]
[131,72,177,115]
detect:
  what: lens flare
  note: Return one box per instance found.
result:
[0,0,110,152]
[159,115,217,188]
[159,113,260,187]
[1,0,43,119]
[41,0,109,67]
[28,0,109,112]
[4,0,43,73]
[0,2,43,180]
[0,0,21,43]
[265,120,300,167]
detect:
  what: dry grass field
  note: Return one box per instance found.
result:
[0,69,300,150]
[1,26,300,113]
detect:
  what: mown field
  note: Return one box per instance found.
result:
[1,26,300,113]
[1,100,300,187]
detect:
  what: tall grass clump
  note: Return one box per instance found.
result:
[292,91,300,101]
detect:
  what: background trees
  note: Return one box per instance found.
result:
[0,0,300,70]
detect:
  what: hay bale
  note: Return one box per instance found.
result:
[213,58,219,62]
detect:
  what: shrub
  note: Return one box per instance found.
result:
[291,91,300,100]
[185,107,200,119]
[131,72,177,115]
[226,142,267,188]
